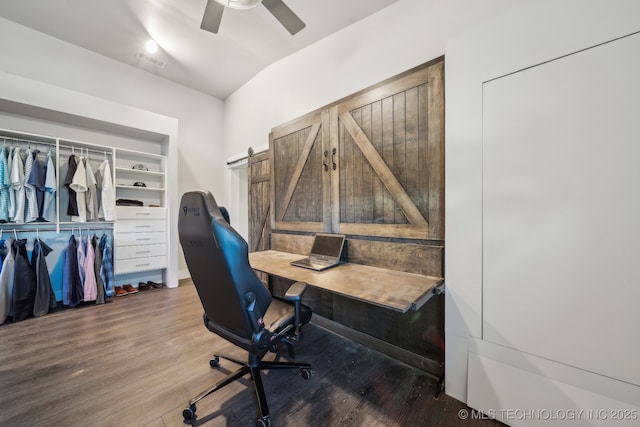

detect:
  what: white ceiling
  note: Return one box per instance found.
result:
[0,0,400,99]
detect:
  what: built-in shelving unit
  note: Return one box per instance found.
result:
[0,127,169,289]
[113,148,167,279]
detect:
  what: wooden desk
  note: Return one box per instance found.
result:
[249,250,443,313]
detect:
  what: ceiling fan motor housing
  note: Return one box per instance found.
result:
[214,0,263,9]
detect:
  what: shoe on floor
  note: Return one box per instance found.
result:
[122,284,139,294]
[148,281,164,289]
[114,286,128,297]
[138,282,153,291]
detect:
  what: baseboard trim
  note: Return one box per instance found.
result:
[311,314,444,378]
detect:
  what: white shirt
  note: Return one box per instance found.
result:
[10,148,25,224]
[42,153,57,223]
[98,159,116,221]
[70,156,88,222]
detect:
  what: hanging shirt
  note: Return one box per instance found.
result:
[10,147,25,224]
[62,235,83,307]
[7,147,15,221]
[77,233,86,290]
[83,236,97,302]
[0,239,15,324]
[32,239,56,317]
[64,154,79,217]
[27,150,46,221]
[42,152,57,222]
[23,148,38,223]
[85,160,98,221]
[0,146,10,222]
[99,234,114,298]
[12,238,37,322]
[70,156,88,222]
[0,238,6,270]
[98,159,116,221]
[92,234,106,304]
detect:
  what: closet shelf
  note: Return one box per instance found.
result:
[0,222,57,227]
[116,185,165,191]
[57,221,114,226]
[115,167,165,176]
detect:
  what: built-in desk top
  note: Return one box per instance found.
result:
[249,250,443,313]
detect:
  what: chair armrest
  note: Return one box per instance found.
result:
[284,281,307,302]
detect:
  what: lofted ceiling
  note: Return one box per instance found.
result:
[0,0,400,99]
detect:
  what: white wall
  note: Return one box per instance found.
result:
[446,0,640,422]
[223,0,640,417]
[0,17,225,278]
[221,0,531,235]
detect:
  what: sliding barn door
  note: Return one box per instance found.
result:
[332,60,444,240]
[270,110,331,232]
[248,150,271,252]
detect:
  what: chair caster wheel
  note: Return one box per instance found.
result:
[183,404,196,423]
[210,356,220,368]
[299,368,312,379]
[256,415,271,427]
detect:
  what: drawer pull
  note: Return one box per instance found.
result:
[136,238,152,241]
[136,251,151,254]
[136,263,151,267]
[136,225,152,228]
[135,212,151,215]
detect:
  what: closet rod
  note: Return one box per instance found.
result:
[0,226,57,233]
[59,225,114,230]
[58,144,113,156]
[1,135,56,147]
[59,229,114,235]
[59,144,112,155]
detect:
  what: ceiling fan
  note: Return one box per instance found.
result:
[201,0,306,35]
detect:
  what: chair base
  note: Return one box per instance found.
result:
[182,353,312,425]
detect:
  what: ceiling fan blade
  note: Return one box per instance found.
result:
[262,0,305,35]
[201,0,225,34]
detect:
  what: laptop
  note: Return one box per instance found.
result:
[290,233,346,271]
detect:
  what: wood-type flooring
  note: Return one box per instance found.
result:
[0,281,503,427]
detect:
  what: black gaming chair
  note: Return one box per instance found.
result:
[178,190,312,427]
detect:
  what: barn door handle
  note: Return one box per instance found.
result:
[323,150,329,171]
[331,148,337,170]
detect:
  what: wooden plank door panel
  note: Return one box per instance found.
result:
[270,110,328,232]
[269,58,444,241]
[248,150,271,284]
[248,150,271,252]
[333,59,444,240]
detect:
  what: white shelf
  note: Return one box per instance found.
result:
[115,167,165,177]
[116,184,165,191]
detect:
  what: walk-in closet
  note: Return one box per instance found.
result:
[0,121,171,324]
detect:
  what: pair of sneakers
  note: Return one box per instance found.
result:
[114,284,138,296]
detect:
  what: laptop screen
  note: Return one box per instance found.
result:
[310,234,345,259]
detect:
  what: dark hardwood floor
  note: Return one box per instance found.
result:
[0,282,503,427]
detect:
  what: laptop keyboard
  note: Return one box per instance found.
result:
[294,258,333,269]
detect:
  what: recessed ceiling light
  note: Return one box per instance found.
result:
[145,39,159,54]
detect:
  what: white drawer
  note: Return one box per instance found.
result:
[114,244,166,261]
[115,219,166,233]
[116,206,167,220]
[115,231,166,246]
[115,255,167,274]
